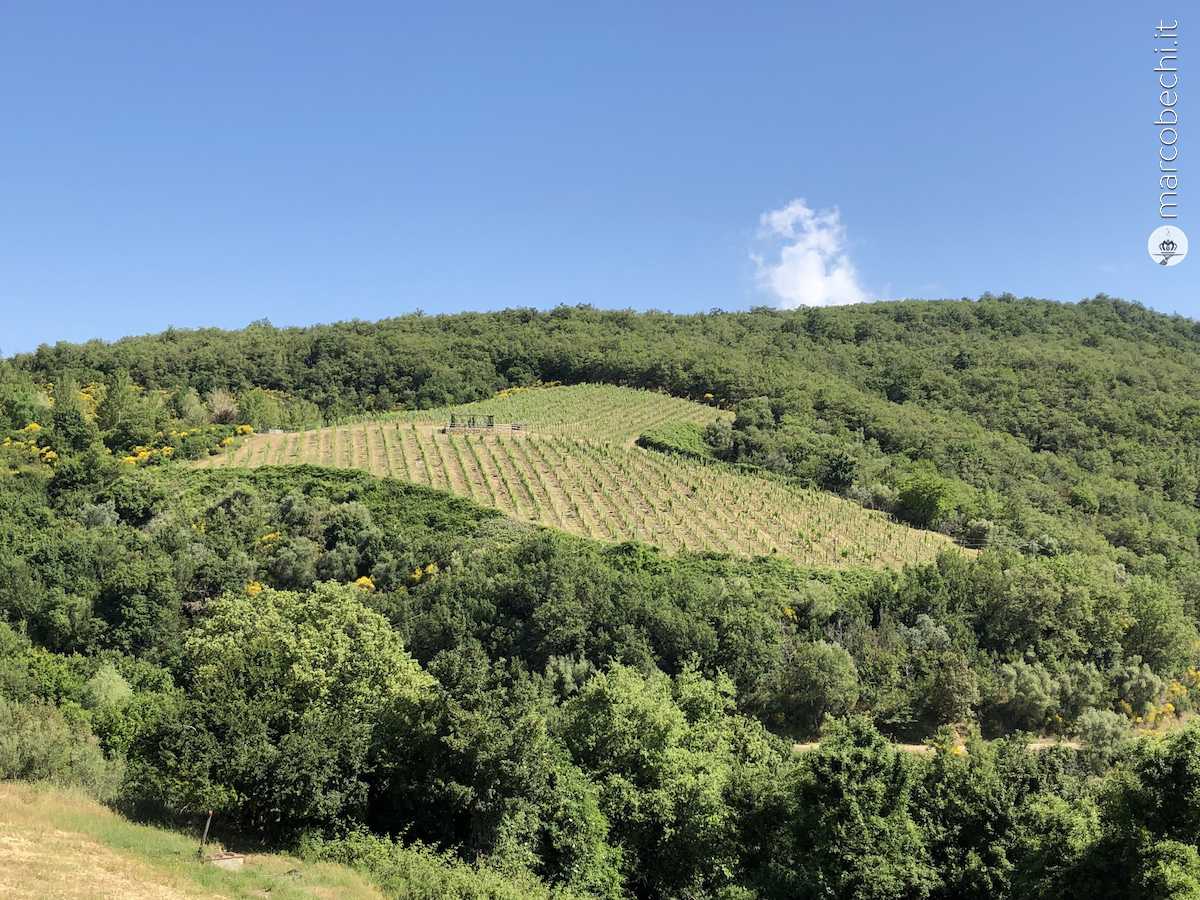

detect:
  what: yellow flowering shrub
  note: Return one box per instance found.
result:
[408,563,440,585]
[354,575,375,592]
[245,581,264,597]
[493,381,561,400]
[235,424,254,435]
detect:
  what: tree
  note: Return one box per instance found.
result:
[915,730,1024,900]
[560,664,777,899]
[1109,723,1200,846]
[376,652,624,898]
[130,583,432,832]
[915,649,980,730]
[1122,577,1197,675]
[1137,841,1200,900]
[96,369,155,449]
[758,639,859,738]
[896,468,958,529]
[50,375,98,453]
[782,717,937,899]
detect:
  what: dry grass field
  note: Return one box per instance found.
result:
[199,384,962,568]
[0,783,381,900]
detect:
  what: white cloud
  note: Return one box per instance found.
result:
[752,198,868,308]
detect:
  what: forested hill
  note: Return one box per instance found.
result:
[11,295,1200,574]
[13,296,1200,419]
[8,295,1200,898]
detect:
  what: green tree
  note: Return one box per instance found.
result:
[560,663,779,899]
[50,375,98,453]
[1137,841,1200,900]
[783,717,937,899]
[896,468,958,529]
[130,583,432,831]
[758,638,860,738]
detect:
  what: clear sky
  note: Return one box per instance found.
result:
[1,1,1195,353]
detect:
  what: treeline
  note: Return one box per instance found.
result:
[14,296,1200,420]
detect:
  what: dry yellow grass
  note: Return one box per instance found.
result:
[200,385,963,569]
[0,783,382,900]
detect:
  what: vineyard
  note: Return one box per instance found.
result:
[199,385,961,568]
[381,383,729,445]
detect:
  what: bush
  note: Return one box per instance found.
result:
[82,663,133,711]
[301,830,587,900]
[0,698,123,800]
[1075,707,1132,772]
[896,469,958,529]
[206,389,239,425]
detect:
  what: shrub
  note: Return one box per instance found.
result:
[206,389,239,425]
[0,698,123,800]
[301,830,588,900]
[896,468,958,529]
[1076,707,1132,772]
[1116,658,1165,719]
[82,663,133,711]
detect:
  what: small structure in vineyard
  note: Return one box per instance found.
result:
[445,413,525,433]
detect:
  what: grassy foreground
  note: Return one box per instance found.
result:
[200,385,961,568]
[0,782,382,900]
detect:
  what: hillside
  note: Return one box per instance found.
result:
[198,384,960,568]
[7,298,1200,899]
[17,298,1200,570]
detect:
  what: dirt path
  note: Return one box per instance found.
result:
[792,737,1084,756]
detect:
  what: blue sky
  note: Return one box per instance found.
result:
[1,1,1194,353]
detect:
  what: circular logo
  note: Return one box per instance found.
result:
[1148,225,1188,266]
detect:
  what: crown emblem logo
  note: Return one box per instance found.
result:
[1157,231,1181,265]
[1149,226,1188,267]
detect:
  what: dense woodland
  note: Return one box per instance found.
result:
[5,296,1200,898]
